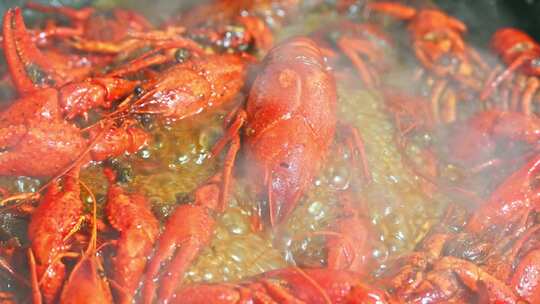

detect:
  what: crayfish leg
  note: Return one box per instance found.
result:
[301,189,372,274]
[211,109,246,212]
[367,2,417,20]
[25,2,93,23]
[142,201,217,304]
[155,239,207,303]
[27,248,42,304]
[520,77,540,115]
[481,53,535,101]
[340,124,371,183]
[337,37,377,88]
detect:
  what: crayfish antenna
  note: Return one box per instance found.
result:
[27,248,42,304]
[267,176,277,228]
[341,124,372,183]
[58,180,113,304]
[105,40,204,77]
[79,180,98,258]
[337,37,381,88]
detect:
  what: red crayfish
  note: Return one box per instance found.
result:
[482,28,540,115]
[103,168,159,304]
[446,109,540,167]
[218,36,337,227]
[173,267,393,304]
[367,1,485,83]
[466,153,540,234]
[142,174,222,304]
[1,8,149,177]
[27,169,84,303]
[367,2,487,125]
[137,35,368,304]
[313,20,394,88]
[25,1,153,54]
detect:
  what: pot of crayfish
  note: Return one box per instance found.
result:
[2,0,540,303]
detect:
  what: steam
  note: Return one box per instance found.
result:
[436,0,517,47]
[115,0,204,24]
[3,0,539,295]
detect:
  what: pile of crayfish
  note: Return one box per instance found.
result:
[4,0,540,303]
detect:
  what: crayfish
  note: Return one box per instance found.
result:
[1,8,149,177]
[482,28,540,115]
[367,2,488,124]
[5,1,540,304]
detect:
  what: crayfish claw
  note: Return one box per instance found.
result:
[2,8,65,95]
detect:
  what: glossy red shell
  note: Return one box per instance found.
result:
[245,37,337,225]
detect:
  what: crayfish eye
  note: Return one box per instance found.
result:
[133,86,144,96]
[237,42,251,52]
[328,31,341,45]
[25,64,54,87]
[245,127,255,136]
[530,58,540,70]
[98,268,107,278]
[176,192,194,204]
[220,25,251,52]
[117,167,133,183]
[108,160,133,183]
[136,114,154,129]
[174,48,192,63]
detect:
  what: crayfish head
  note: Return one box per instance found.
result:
[59,256,113,304]
[255,138,319,228]
[59,77,138,120]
